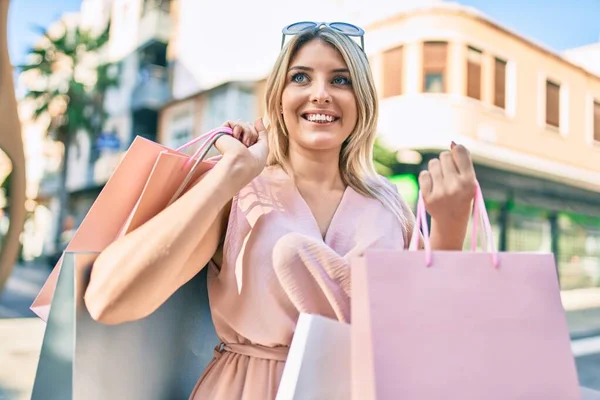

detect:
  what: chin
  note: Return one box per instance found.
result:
[299,132,345,151]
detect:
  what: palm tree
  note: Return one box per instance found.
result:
[19,19,118,252]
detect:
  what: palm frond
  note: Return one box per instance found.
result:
[33,102,49,120]
[95,62,120,90]
[24,89,48,99]
[23,18,115,142]
[29,23,54,44]
[82,21,111,52]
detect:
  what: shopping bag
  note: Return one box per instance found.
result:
[581,387,600,400]
[351,181,582,400]
[30,252,218,400]
[276,313,351,400]
[30,127,231,399]
[30,127,231,321]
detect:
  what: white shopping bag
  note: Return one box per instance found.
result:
[276,313,351,400]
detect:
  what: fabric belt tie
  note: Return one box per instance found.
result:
[213,341,289,362]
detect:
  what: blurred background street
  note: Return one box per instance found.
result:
[1,0,600,399]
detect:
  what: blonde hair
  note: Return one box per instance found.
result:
[264,27,414,241]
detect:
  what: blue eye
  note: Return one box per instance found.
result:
[291,73,308,83]
[332,76,351,85]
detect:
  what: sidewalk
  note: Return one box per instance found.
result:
[0,263,49,319]
[0,263,48,400]
[562,288,600,339]
[0,318,44,400]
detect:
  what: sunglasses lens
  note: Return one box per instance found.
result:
[286,22,317,33]
[330,22,362,34]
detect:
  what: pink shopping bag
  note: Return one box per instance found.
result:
[351,182,581,400]
[31,127,232,321]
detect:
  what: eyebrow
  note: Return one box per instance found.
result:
[288,66,350,73]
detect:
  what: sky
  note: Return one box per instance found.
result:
[6,0,600,67]
[455,0,599,52]
[8,0,83,66]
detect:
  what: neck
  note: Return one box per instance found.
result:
[287,143,345,191]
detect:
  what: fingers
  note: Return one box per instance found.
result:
[222,120,259,147]
[213,134,242,155]
[418,144,477,227]
[427,158,443,195]
[232,123,244,142]
[440,151,458,177]
[420,154,460,199]
[418,170,432,197]
[255,118,267,141]
[451,143,475,177]
[241,122,258,147]
[248,118,270,161]
[419,144,477,204]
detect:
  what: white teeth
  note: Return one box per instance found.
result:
[306,113,335,123]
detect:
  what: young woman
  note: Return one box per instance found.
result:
[84,22,476,399]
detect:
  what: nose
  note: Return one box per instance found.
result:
[310,79,331,104]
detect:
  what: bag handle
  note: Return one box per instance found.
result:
[166,129,232,206]
[408,180,499,267]
[175,126,232,152]
[174,126,233,168]
[185,128,232,169]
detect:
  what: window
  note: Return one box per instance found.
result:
[594,100,600,143]
[382,46,403,98]
[203,87,230,132]
[171,128,191,148]
[557,213,600,290]
[203,86,256,133]
[466,46,482,100]
[422,42,447,93]
[169,110,193,148]
[546,80,560,128]
[494,58,507,109]
[507,206,552,254]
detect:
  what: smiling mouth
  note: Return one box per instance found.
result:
[301,113,340,124]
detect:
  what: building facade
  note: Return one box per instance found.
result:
[158,80,265,149]
[365,4,600,291]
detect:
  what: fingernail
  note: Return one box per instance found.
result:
[451,141,457,149]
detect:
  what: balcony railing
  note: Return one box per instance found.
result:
[131,65,170,110]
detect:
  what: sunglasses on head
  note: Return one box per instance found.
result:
[281,21,365,50]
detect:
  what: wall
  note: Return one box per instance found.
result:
[366,7,600,191]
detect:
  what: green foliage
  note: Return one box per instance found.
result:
[373,138,398,177]
[19,21,118,142]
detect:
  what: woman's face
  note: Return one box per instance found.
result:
[281,39,358,153]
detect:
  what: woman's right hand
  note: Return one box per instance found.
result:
[215,118,269,180]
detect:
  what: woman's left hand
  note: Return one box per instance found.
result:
[418,142,476,250]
